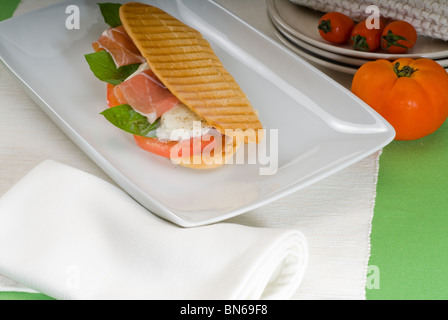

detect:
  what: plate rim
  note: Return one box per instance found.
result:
[270,21,359,74]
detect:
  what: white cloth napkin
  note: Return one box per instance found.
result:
[0,160,308,300]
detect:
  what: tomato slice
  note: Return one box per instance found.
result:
[107,83,121,108]
[133,135,217,159]
[133,136,177,158]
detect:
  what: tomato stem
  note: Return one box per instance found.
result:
[382,30,409,50]
[393,62,418,78]
[318,20,332,33]
[351,34,369,51]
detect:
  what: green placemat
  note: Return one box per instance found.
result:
[0,292,53,300]
[0,0,21,22]
[367,120,448,300]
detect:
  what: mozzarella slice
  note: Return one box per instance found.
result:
[156,104,212,141]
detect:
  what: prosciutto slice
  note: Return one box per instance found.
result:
[114,69,179,122]
[92,25,146,67]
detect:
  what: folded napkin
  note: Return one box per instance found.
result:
[0,160,308,300]
[290,0,448,41]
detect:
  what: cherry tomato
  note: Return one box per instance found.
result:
[381,20,417,54]
[351,18,386,52]
[318,12,355,44]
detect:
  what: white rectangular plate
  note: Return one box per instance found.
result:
[0,0,394,227]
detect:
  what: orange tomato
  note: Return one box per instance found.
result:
[351,18,386,52]
[381,20,417,54]
[351,58,448,140]
[318,12,355,44]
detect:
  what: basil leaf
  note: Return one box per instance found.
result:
[85,51,140,85]
[98,3,122,27]
[101,104,159,137]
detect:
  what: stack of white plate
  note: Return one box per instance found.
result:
[267,0,448,74]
